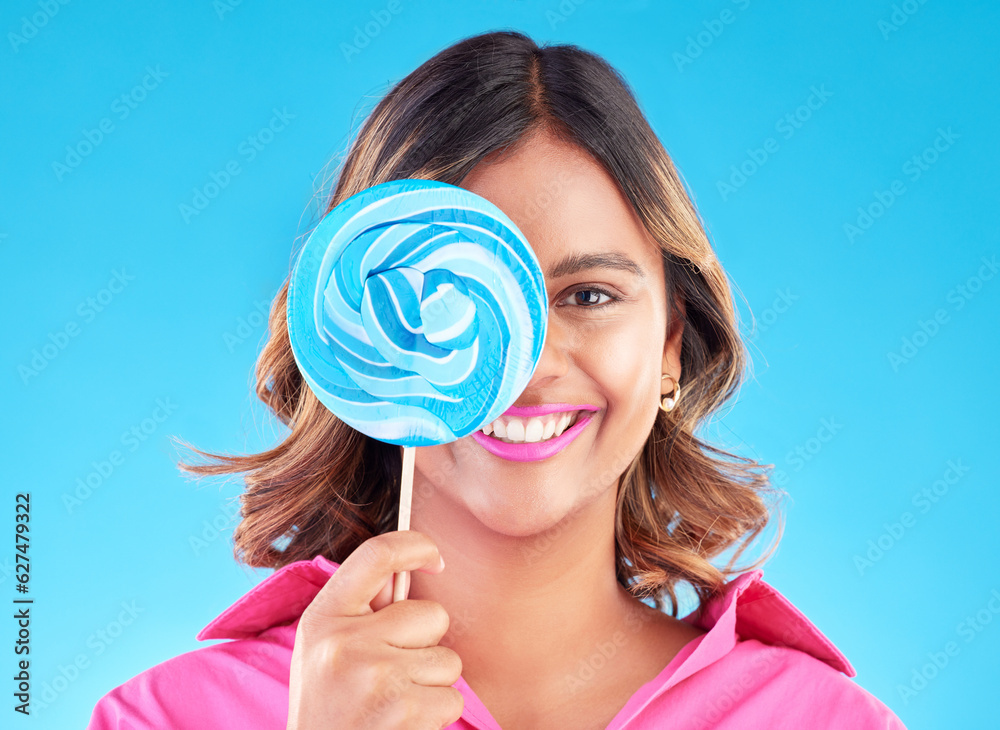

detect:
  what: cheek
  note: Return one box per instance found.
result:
[412,444,459,497]
[584,315,663,416]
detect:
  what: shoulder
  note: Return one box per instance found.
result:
[653,569,907,729]
[724,639,907,729]
[88,555,340,730]
[87,623,296,729]
[87,555,339,729]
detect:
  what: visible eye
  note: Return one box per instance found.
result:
[561,286,619,309]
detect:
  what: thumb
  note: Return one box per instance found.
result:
[370,572,407,612]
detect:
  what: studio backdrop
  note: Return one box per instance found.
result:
[2,1,997,729]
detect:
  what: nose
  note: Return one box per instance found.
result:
[521,311,570,392]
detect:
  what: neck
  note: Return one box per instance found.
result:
[406,470,643,690]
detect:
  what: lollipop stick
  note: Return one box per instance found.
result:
[392,445,415,603]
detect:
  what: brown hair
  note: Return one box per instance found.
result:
[173,30,785,616]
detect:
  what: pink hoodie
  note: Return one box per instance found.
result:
[88,555,906,728]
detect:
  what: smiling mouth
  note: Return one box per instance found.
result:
[470,408,597,463]
[480,410,585,444]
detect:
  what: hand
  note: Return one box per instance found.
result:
[285,530,464,729]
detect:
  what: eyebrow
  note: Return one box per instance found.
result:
[547,252,647,280]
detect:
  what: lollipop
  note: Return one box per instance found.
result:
[287,178,548,601]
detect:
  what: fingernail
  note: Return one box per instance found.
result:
[438,554,446,571]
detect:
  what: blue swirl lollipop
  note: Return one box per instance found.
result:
[287,179,548,600]
[287,178,548,448]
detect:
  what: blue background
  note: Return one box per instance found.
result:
[3,1,997,728]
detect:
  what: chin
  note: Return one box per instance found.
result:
[465,483,579,540]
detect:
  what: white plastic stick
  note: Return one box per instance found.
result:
[392,445,415,603]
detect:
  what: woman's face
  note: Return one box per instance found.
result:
[413,129,684,537]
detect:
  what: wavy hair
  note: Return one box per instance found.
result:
[174,30,785,616]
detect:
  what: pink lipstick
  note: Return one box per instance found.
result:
[471,405,599,462]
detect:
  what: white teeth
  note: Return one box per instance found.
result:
[557,413,570,434]
[524,419,544,443]
[481,410,583,443]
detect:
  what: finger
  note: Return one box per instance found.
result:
[371,569,411,613]
[378,684,465,730]
[360,684,463,730]
[308,530,445,619]
[368,598,451,649]
[407,686,465,730]
[370,575,395,614]
[405,646,463,688]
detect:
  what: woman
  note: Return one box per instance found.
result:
[89,30,906,729]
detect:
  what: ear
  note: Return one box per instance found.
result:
[661,290,685,392]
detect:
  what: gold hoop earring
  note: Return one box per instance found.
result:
[660,374,680,413]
